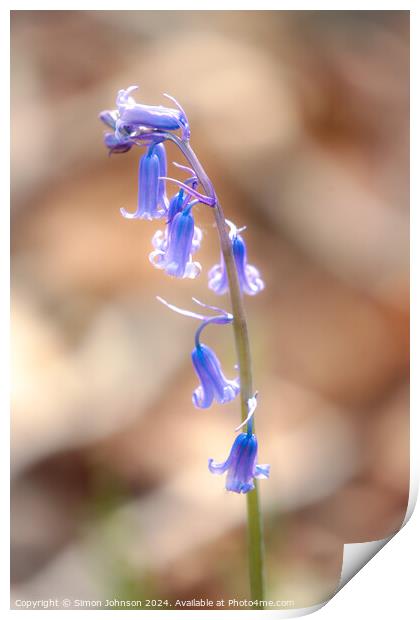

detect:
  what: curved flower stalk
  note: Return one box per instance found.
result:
[99,87,267,603]
[209,220,264,296]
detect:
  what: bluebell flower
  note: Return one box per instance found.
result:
[151,190,202,257]
[117,86,189,136]
[156,297,240,408]
[101,90,270,497]
[120,143,168,220]
[190,306,240,408]
[149,198,201,278]
[208,220,264,296]
[208,432,270,494]
[192,343,240,408]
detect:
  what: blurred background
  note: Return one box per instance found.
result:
[11,10,409,609]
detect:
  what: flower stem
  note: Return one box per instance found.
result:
[166,134,266,604]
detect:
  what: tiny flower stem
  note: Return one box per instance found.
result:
[165,133,266,605]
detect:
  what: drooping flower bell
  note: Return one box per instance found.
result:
[120,143,168,220]
[149,194,201,279]
[208,433,270,494]
[208,220,264,296]
[149,193,201,279]
[154,189,202,252]
[191,342,240,408]
[208,407,270,494]
[157,297,240,408]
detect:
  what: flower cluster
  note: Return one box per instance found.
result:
[99,86,269,494]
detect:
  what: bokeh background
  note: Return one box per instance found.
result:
[11,10,409,610]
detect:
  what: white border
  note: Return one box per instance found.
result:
[5,3,416,618]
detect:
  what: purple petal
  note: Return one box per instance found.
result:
[192,344,239,406]
[163,211,195,277]
[208,258,229,295]
[208,457,230,475]
[192,347,215,408]
[233,235,264,296]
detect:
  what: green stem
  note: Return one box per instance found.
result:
[166,135,266,605]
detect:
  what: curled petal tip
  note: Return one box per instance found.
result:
[184,261,201,279]
[120,206,138,219]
